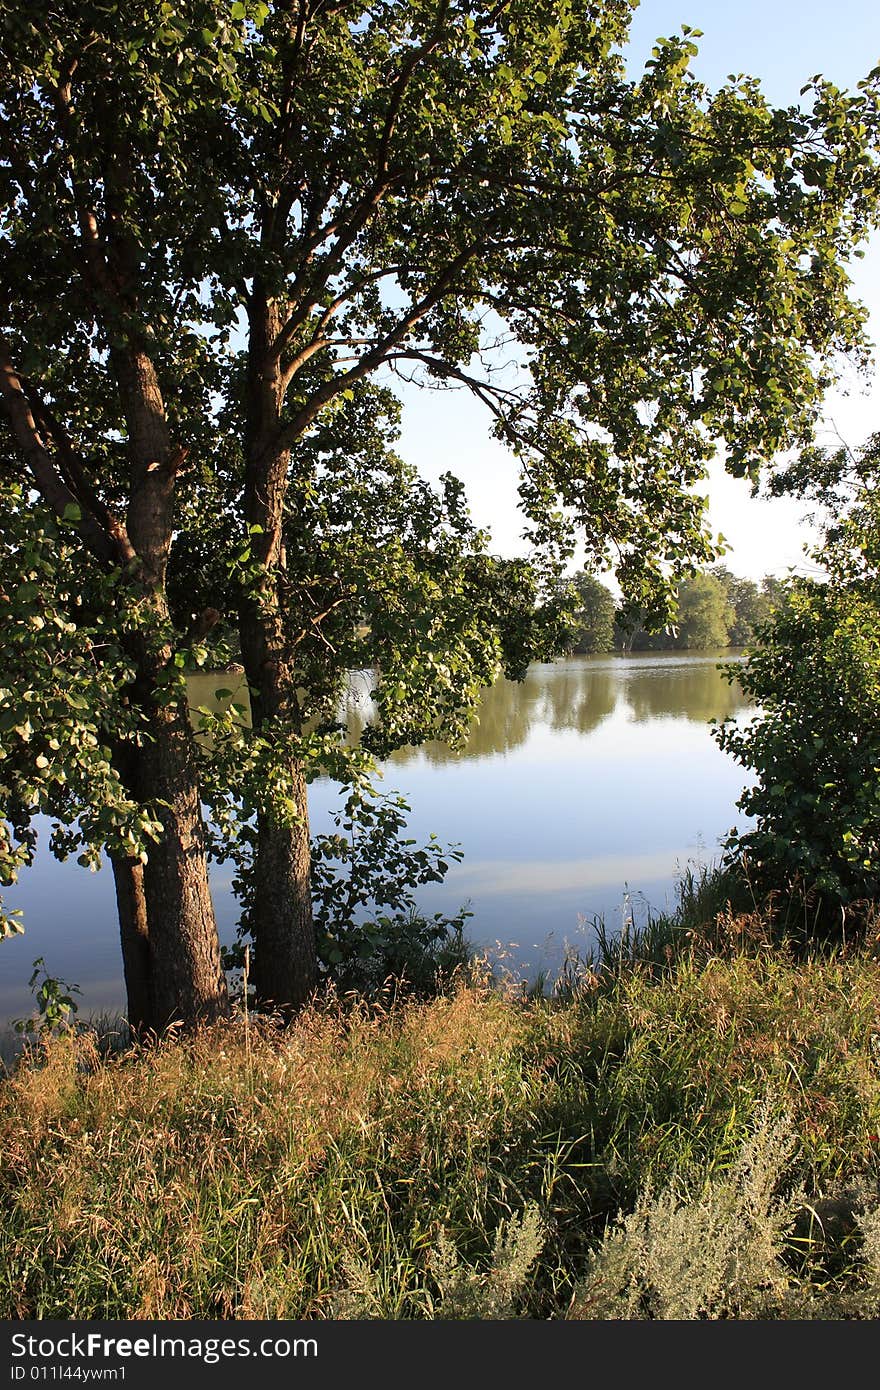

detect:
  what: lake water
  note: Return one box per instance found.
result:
[0,651,754,1024]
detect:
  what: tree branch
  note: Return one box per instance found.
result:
[278,265,406,389]
[266,241,484,459]
[47,69,125,306]
[0,343,123,568]
[21,376,138,566]
[268,0,455,365]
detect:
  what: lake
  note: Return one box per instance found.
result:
[0,651,754,1025]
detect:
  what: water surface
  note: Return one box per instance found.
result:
[0,651,754,1022]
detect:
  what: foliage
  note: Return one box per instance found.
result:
[560,570,617,654]
[3,0,880,1018]
[672,571,735,649]
[334,1202,545,1318]
[716,434,880,921]
[718,583,880,910]
[0,486,164,938]
[11,957,82,1038]
[712,566,777,646]
[310,781,471,996]
[572,1105,798,1318]
[218,774,472,997]
[614,567,740,650]
[426,1204,545,1319]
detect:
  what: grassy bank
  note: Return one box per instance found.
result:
[4,910,880,1319]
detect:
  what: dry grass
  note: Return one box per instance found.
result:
[4,940,880,1318]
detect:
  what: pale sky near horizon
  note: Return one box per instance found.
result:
[394,0,880,582]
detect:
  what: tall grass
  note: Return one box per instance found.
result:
[4,906,880,1318]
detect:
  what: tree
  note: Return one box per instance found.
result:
[2,0,880,1028]
[715,434,880,924]
[613,569,734,650]
[674,571,735,649]
[562,571,616,654]
[712,566,773,646]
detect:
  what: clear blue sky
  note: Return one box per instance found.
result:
[395,0,880,582]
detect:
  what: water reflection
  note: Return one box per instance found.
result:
[1,652,755,1023]
[316,651,756,984]
[615,651,747,726]
[339,651,748,764]
[186,669,252,729]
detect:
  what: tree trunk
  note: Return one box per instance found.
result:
[111,702,229,1032]
[135,701,229,1029]
[249,761,316,1015]
[2,240,229,1034]
[240,288,318,1014]
[110,853,150,1034]
[239,614,317,1014]
[112,344,228,1030]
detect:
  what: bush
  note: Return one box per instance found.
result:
[221,780,472,1002]
[716,581,880,919]
[311,783,472,997]
[571,1105,798,1318]
[715,441,880,933]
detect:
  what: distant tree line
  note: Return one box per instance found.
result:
[562,568,785,655]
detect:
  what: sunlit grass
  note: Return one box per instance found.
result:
[4,900,880,1318]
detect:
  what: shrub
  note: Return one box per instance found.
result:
[570,1105,799,1319]
[311,783,472,997]
[716,579,880,924]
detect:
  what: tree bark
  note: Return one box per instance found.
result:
[110,696,229,1032]
[240,288,317,1014]
[134,700,228,1028]
[239,553,318,1015]
[113,344,229,1030]
[110,853,150,1035]
[249,761,316,1015]
[239,604,318,1014]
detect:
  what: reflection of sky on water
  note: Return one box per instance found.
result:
[314,653,756,981]
[0,653,755,1023]
[440,849,698,896]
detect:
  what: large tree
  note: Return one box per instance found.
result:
[562,570,616,654]
[1,0,879,1027]
[673,570,735,649]
[711,566,774,647]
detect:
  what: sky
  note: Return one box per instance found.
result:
[394,0,880,582]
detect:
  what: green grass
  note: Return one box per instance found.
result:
[4,891,880,1318]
